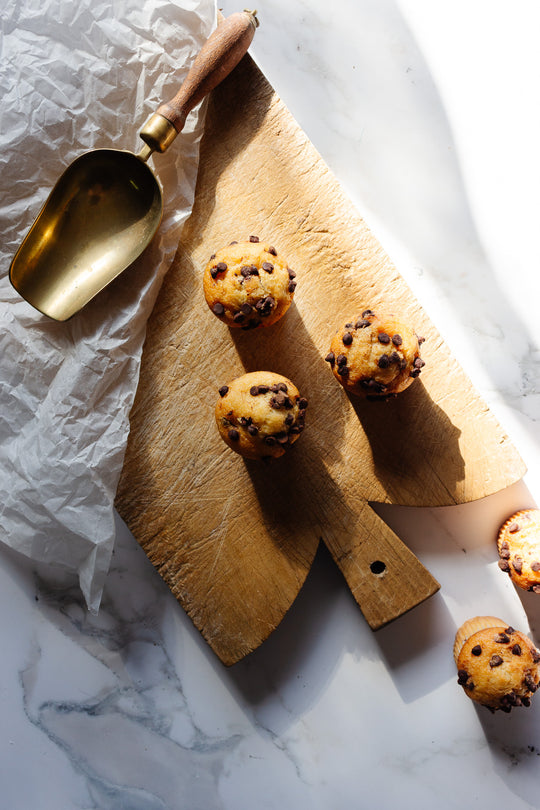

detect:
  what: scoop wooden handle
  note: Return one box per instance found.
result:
[157,10,258,133]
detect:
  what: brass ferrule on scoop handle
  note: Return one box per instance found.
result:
[137,9,259,161]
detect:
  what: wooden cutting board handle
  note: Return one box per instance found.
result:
[323,504,439,628]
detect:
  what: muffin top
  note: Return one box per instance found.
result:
[203,237,296,329]
[456,623,540,711]
[215,371,308,460]
[497,509,540,592]
[325,308,424,398]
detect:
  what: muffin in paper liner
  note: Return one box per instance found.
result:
[453,616,505,663]
[497,509,540,592]
[454,617,540,712]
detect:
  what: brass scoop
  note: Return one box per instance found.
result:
[9,10,259,321]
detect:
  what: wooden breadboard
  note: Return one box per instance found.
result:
[116,53,525,665]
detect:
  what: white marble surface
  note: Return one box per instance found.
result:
[3,0,540,807]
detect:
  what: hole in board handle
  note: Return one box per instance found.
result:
[370,560,386,576]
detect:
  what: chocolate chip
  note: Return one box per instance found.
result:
[258,385,269,394]
[513,557,523,574]
[325,352,335,365]
[471,645,482,656]
[233,312,245,323]
[212,302,225,316]
[531,562,540,572]
[250,265,259,276]
[298,397,308,410]
[288,281,297,293]
[240,265,253,277]
[256,295,275,314]
[505,626,515,634]
[390,351,401,363]
[238,416,252,426]
[355,318,370,329]
[392,334,403,346]
[210,253,216,260]
[250,386,259,396]
[413,357,425,369]
[337,354,347,366]
[378,332,391,345]
[342,332,353,346]
[378,355,390,368]
[457,669,469,685]
[262,262,274,273]
[218,385,229,397]
[417,335,425,344]
[508,522,520,533]
[247,424,258,436]
[211,261,228,278]
[264,435,277,445]
[360,378,386,393]
[268,246,277,256]
[410,369,421,378]
[285,413,294,426]
[532,649,540,664]
[289,425,301,435]
[249,235,259,242]
[524,675,538,692]
[240,303,252,315]
[288,269,296,279]
[345,323,354,329]
[512,644,522,656]
[489,655,503,668]
[337,365,349,377]
[362,309,374,318]
[498,559,511,572]
[229,240,238,245]
[228,428,239,441]
[278,383,288,392]
[269,392,288,409]
[495,633,510,644]
[499,541,510,559]
[275,432,289,444]
[522,697,532,707]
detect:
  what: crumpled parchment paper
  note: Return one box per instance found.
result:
[0,0,216,611]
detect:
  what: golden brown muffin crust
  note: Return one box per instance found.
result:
[325,308,424,398]
[203,237,296,329]
[497,509,540,592]
[215,371,308,459]
[455,622,540,712]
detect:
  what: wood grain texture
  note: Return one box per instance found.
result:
[116,54,525,665]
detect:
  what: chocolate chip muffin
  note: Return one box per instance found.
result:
[203,236,296,329]
[497,509,540,593]
[454,616,540,712]
[215,371,308,459]
[325,308,425,399]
